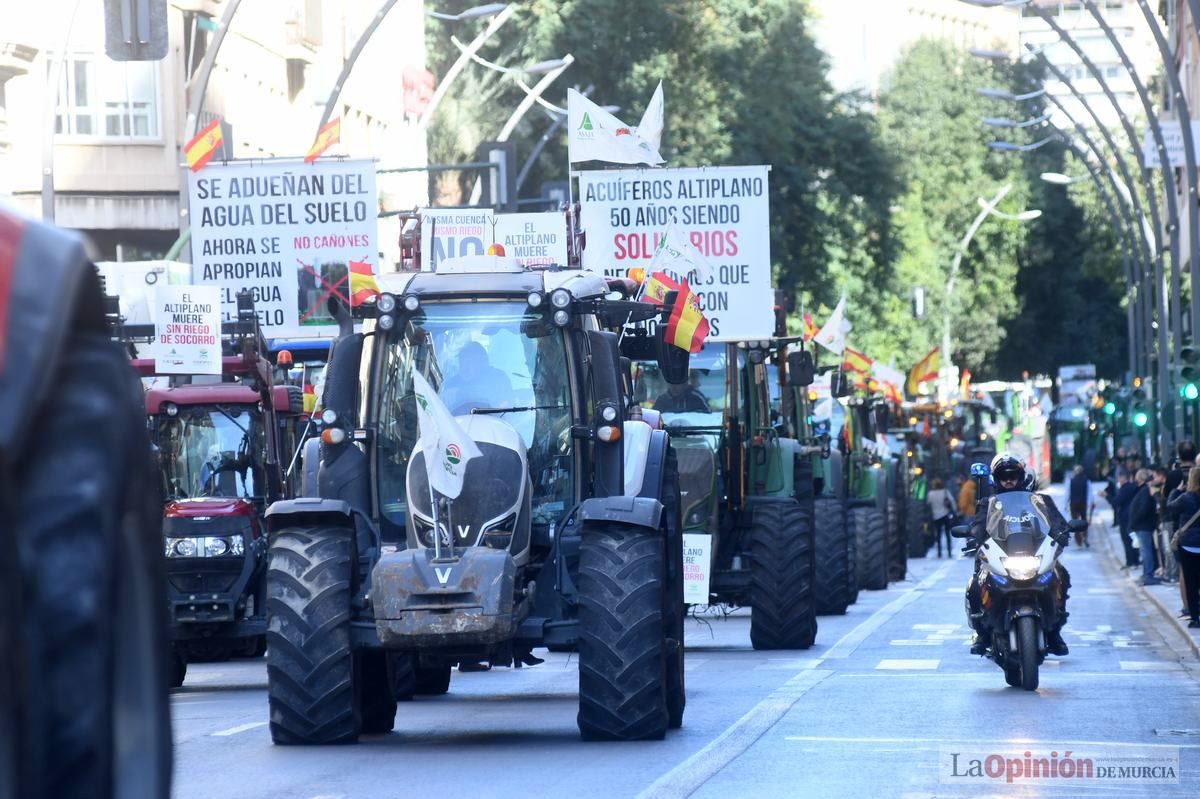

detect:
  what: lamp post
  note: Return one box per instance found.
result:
[942,184,1041,395]
[418,4,516,130]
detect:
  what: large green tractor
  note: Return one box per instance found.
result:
[837,395,897,591]
[634,341,818,650]
[887,418,931,560]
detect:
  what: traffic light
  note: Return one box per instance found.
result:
[1133,407,1149,427]
[1181,346,1200,381]
[1104,401,1117,415]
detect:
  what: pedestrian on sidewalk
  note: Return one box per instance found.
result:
[1153,467,1178,583]
[1166,467,1200,628]
[1112,470,1140,568]
[957,475,976,518]
[926,478,955,557]
[1129,469,1162,585]
[1068,465,1094,547]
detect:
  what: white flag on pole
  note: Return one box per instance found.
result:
[411,371,482,500]
[647,223,715,285]
[636,81,664,152]
[568,88,665,166]
[814,297,851,355]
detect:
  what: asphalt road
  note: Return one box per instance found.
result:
[171,487,1200,798]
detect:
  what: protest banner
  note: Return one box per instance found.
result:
[153,285,221,375]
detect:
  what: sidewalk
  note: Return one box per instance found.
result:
[1088,490,1200,658]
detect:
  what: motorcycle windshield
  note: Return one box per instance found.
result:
[985,491,1051,554]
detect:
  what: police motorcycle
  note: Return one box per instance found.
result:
[952,463,1084,691]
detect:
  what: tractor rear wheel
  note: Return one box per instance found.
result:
[414,664,452,696]
[169,648,187,689]
[814,496,853,615]
[850,505,888,591]
[266,526,358,745]
[887,497,907,582]
[577,523,670,741]
[662,446,686,729]
[907,495,929,558]
[749,498,818,650]
[357,651,397,734]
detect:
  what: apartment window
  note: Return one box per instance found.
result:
[53,54,159,139]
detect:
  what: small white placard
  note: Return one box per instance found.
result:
[153,285,222,375]
[682,532,712,605]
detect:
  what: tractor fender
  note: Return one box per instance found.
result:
[265,497,353,532]
[578,496,663,532]
[825,448,845,500]
[632,427,670,500]
[776,437,802,496]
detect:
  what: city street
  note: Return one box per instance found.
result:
[170,488,1200,798]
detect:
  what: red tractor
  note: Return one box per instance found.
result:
[122,293,307,686]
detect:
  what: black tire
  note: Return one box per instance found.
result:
[413,664,452,696]
[170,648,187,689]
[357,652,397,734]
[662,446,686,729]
[748,498,818,650]
[906,496,929,558]
[1004,665,1021,687]
[886,497,906,583]
[814,497,852,615]
[577,523,669,741]
[845,499,860,604]
[240,635,267,659]
[13,336,172,798]
[387,653,416,701]
[850,505,888,591]
[1017,616,1040,692]
[266,526,358,745]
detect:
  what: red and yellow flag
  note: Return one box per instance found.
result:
[802,311,818,341]
[665,282,710,353]
[349,259,379,306]
[185,119,223,172]
[842,347,873,375]
[305,117,341,163]
[959,367,972,398]
[640,270,680,305]
[907,346,940,397]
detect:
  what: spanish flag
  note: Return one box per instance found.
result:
[640,270,680,305]
[907,346,940,397]
[185,119,223,172]
[802,311,819,342]
[348,259,379,306]
[843,347,873,375]
[305,117,341,163]
[302,384,317,414]
[664,281,710,353]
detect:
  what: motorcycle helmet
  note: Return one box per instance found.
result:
[990,452,1027,490]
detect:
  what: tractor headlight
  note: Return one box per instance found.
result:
[204,537,229,557]
[1002,555,1041,580]
[553,309,570,326]
[482,514,517,550]
[377,313,395,331]
[550,289,571,309]
[403,294,420,312]
[527,291,544,309]
[172,538,197,558]
[321,408,338,426]
[377,293,397,314]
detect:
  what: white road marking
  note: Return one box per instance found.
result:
[889,640,942,646]
[637,559,958,799]
[876,659,940,670]
[211,721,268,737]
[1119,661,1180,671]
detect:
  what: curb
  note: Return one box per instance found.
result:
[1095,514,1200,659]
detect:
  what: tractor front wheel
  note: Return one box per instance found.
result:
[749,498,818,650]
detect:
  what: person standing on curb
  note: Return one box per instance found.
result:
[1068,465,1093,547]
[1113,470,1140,568]
[1129,469,1162,586]
[926,478,955,558]
[1166,467,1200,628]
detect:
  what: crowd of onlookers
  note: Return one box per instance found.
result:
[1101,443,1200,629]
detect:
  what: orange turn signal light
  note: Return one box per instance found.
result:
[597,425,621,443]
[486,243,506,256]
[627,267,646,285]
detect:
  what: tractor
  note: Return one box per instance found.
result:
[262,254,689,743]
[631,338,818,650]
[121,292,307,686]
[833,388,898,592]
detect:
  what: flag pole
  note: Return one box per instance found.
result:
[428,479,445,561]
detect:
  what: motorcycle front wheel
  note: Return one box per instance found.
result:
[1017,616,1039,691]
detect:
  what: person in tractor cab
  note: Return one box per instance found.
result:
[653,372,709,413]
[966,453,1073,657]
[441,340,514,414]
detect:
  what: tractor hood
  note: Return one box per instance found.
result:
[405,415,531,560]
[164,497,257,518]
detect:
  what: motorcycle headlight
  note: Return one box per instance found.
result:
[173,538,197,558]
[1002,555,1041,580]
[204,537,229,557]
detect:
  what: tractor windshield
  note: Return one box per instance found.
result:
[374,301,574,534]
[633,343,735,427]
[157,405,265,500]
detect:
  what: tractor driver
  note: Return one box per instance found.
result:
[653,371,710,413]
[441,340,515,414]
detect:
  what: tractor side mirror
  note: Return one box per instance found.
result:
[874,404,890,432]
[830,371,851,398]
[787,350,815,387]
[657,290,690,385]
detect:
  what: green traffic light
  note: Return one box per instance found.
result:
[1103,401,1116,415]
[1185,383,1199,401]
[1133,410,1149,427]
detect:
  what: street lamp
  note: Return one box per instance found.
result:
[428,3,508,21]
[977,87,1046,102]
[419,4,517,129]
[982,114,1050,129]
[976,197,1041,222]
[1040,172,1087,186]
[987,136,1056,152]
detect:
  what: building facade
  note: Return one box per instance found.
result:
[0,0,430,263]
[811,0,1021,100]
